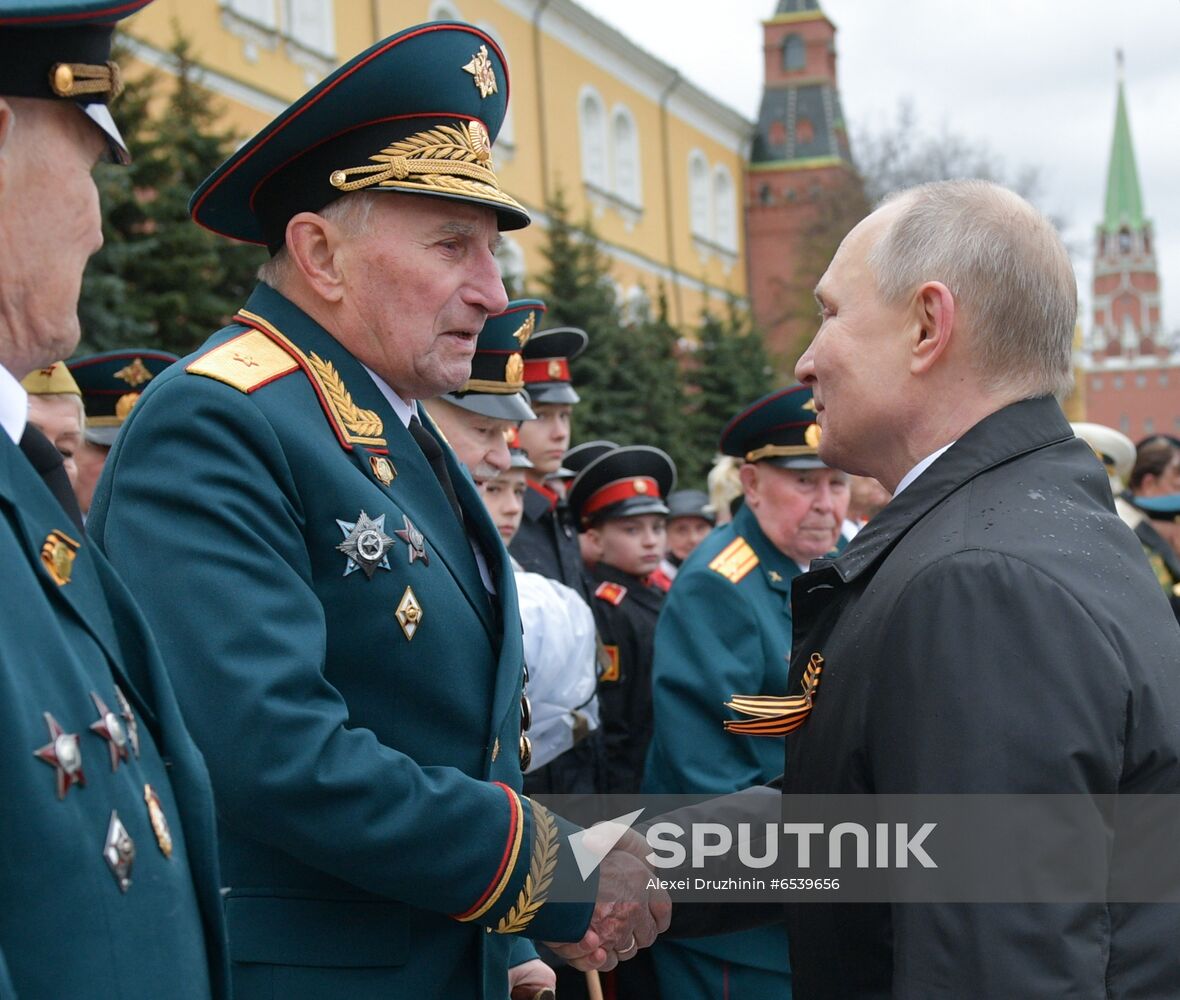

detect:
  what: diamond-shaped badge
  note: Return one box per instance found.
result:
[395,586,423,641]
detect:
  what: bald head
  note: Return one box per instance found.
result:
[866,180,1076,399]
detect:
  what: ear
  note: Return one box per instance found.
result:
[910,280,956,375]
[285,211,346,303]
[738,462,759,505]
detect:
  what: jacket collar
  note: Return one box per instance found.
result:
[815,396,1073,585]
[732,501,806,596]
[237,283,503,635]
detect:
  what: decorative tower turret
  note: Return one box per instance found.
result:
[744,0,859,368]
[1082,54,1177,441]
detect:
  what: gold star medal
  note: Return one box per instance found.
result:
[336,511,395,579]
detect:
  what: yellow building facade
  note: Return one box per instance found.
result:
[120,0,752,329]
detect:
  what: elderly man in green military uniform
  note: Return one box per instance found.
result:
[0,2,228,997]
[89,21,667,999]
[643,385,849,999]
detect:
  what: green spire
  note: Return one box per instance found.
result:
[1102,58,1145,234]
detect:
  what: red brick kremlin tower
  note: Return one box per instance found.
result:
[1081,55,1179,440]
[745,0,856,366]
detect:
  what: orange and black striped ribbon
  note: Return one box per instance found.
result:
[723,653,823,736]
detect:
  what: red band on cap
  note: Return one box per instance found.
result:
[583,477,660,519]
[523,358,569,383]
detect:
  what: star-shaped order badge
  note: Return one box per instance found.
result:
[394,514,429,566]
[33,711,86,799]
[90,691,131,771]
[336,511,395,579]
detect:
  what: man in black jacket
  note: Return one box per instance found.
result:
[771,179,1180,997]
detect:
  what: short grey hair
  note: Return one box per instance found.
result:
[256,192,382,290]
[866,179,1076,399]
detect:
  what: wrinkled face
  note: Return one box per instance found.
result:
[424,399,514,486]
[0,100,108,374]
[744,464,850,564]
[517,403,572,476]
[27,394,83,486]
[797,205,910,478]
[335,194,508,399]
[478,468,527,544]
[666,515,712,562]
[589,513,666,578]
[73,439,109,515]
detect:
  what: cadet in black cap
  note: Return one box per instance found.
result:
[654,488,715,590]
[568,444,675,795]
[511,307,592,595]
[0,2,228,997]
[89,20,665,999]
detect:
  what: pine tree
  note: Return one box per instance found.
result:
[684,299,774,486]
[78,31,266,355]
[531,186,627,443]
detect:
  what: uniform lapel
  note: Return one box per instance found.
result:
[736,504,799,613]
[239,285,498,636]
[0,435,125,675]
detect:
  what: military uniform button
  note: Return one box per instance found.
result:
[519,735,532,771]
[519,694,532,732]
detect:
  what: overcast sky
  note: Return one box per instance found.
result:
[576,0,1180,335]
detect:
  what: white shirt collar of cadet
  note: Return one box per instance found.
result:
[187,20,527,254]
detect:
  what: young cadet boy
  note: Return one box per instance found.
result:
[567,444,676,795]
[510,310,590,597]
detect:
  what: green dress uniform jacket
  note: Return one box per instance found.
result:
[88,283,593,1000]
[642,501,793,995]
[783,397,1180,999]
[0,433,228,999]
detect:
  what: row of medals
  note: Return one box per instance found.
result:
[33,685,172,893]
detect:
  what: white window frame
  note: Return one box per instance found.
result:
[579,86,609,192]
[610,104,642,209]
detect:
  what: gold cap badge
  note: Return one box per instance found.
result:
[513,313,536,347]
[114,357,153,387]
[463,44,498,98]
[805,423,822,449]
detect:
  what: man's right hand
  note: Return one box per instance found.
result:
[543,840,671,972]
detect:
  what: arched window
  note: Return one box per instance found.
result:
[782,34,805,71]
[713,165,736,251]
[611,105,641,206]
[429,1,462,19]
[579,87,608,190]
[1119,228,1132,253]
[286,0,334,54]
[688,151,710,239]
[228,0,277,28]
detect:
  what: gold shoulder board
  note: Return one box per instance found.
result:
[186,330,300,393]
[708,537,759,584]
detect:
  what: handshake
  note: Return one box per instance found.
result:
[544,826,672,972]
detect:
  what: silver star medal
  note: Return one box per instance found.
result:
[336,511,395,579]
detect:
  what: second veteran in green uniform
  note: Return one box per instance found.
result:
[643,385,849,999]
[88,23,625,1000]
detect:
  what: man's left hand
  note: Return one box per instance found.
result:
[509,958,557,1000]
